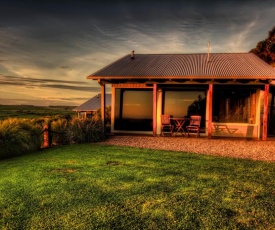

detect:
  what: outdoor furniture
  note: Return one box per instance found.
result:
[186,115,201,137]
[160,115,174,136]
[213,124,238,135]
[170,118,189,136]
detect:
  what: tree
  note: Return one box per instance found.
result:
[250,26,275,66]
[187,95,205,116]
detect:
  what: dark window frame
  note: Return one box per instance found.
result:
[212,87,256,123]
[114,88,153,131]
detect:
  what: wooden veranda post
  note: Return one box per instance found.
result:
[153,84,157,136]
[208,84,213,138]
[263,84,269,140]
[101,84,106,136]
[269,91,274,133]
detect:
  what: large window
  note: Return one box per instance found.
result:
[163,90,206,127]
[213,88,256,123]
[115,89,153,131]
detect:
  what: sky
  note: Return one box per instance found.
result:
[0,0,275,106]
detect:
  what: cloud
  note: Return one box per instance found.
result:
[0,98,86,106]
[0,0,275,106]
[40,84,98,92]
[0,75,101,92]
[0,75,81,84]
[60,66,70,69]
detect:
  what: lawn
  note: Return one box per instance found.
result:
[0,144,274,229]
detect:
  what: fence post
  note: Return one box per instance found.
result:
[42,124,52,148]
[42,125,49,148]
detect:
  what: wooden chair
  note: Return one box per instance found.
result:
[160,115,174,136]
[186,115,201,137]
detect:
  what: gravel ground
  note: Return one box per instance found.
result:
[99,135,275,162]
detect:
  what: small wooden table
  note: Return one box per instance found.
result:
[171,118,189,136]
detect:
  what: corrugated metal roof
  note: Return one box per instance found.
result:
[88,53,275,80]
[73,94,111,112]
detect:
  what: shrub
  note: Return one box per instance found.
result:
[0,118,42,159]
[50,117,70,145]
[93,106,111,133]
[0,116,105,159]
[65,118,105,144]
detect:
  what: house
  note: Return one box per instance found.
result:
[73,93,111,119]
[87,52,275,140]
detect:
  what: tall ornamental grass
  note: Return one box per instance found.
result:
[49,117,70,145]
[47,110,107,145]
[0,115,105,159]
[65,118,104,144]
[48,117,105,145]
[0,118,42,159]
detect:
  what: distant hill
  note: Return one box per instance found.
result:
[0,105,76,120]
[48,105,76,109]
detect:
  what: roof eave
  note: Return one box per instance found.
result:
[88,75,275,80]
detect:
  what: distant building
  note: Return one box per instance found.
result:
[73,94,111,119]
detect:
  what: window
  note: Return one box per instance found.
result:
[163,90,206,127]
[213,88,256,123]
[115,89,153,131]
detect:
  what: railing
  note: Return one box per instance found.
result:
[41,125,65,148]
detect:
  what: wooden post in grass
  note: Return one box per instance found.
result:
[43,125,49,148]
[42,124,52,148]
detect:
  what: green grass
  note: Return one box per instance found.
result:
[0,105,75,119]
[0,144,275,229]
